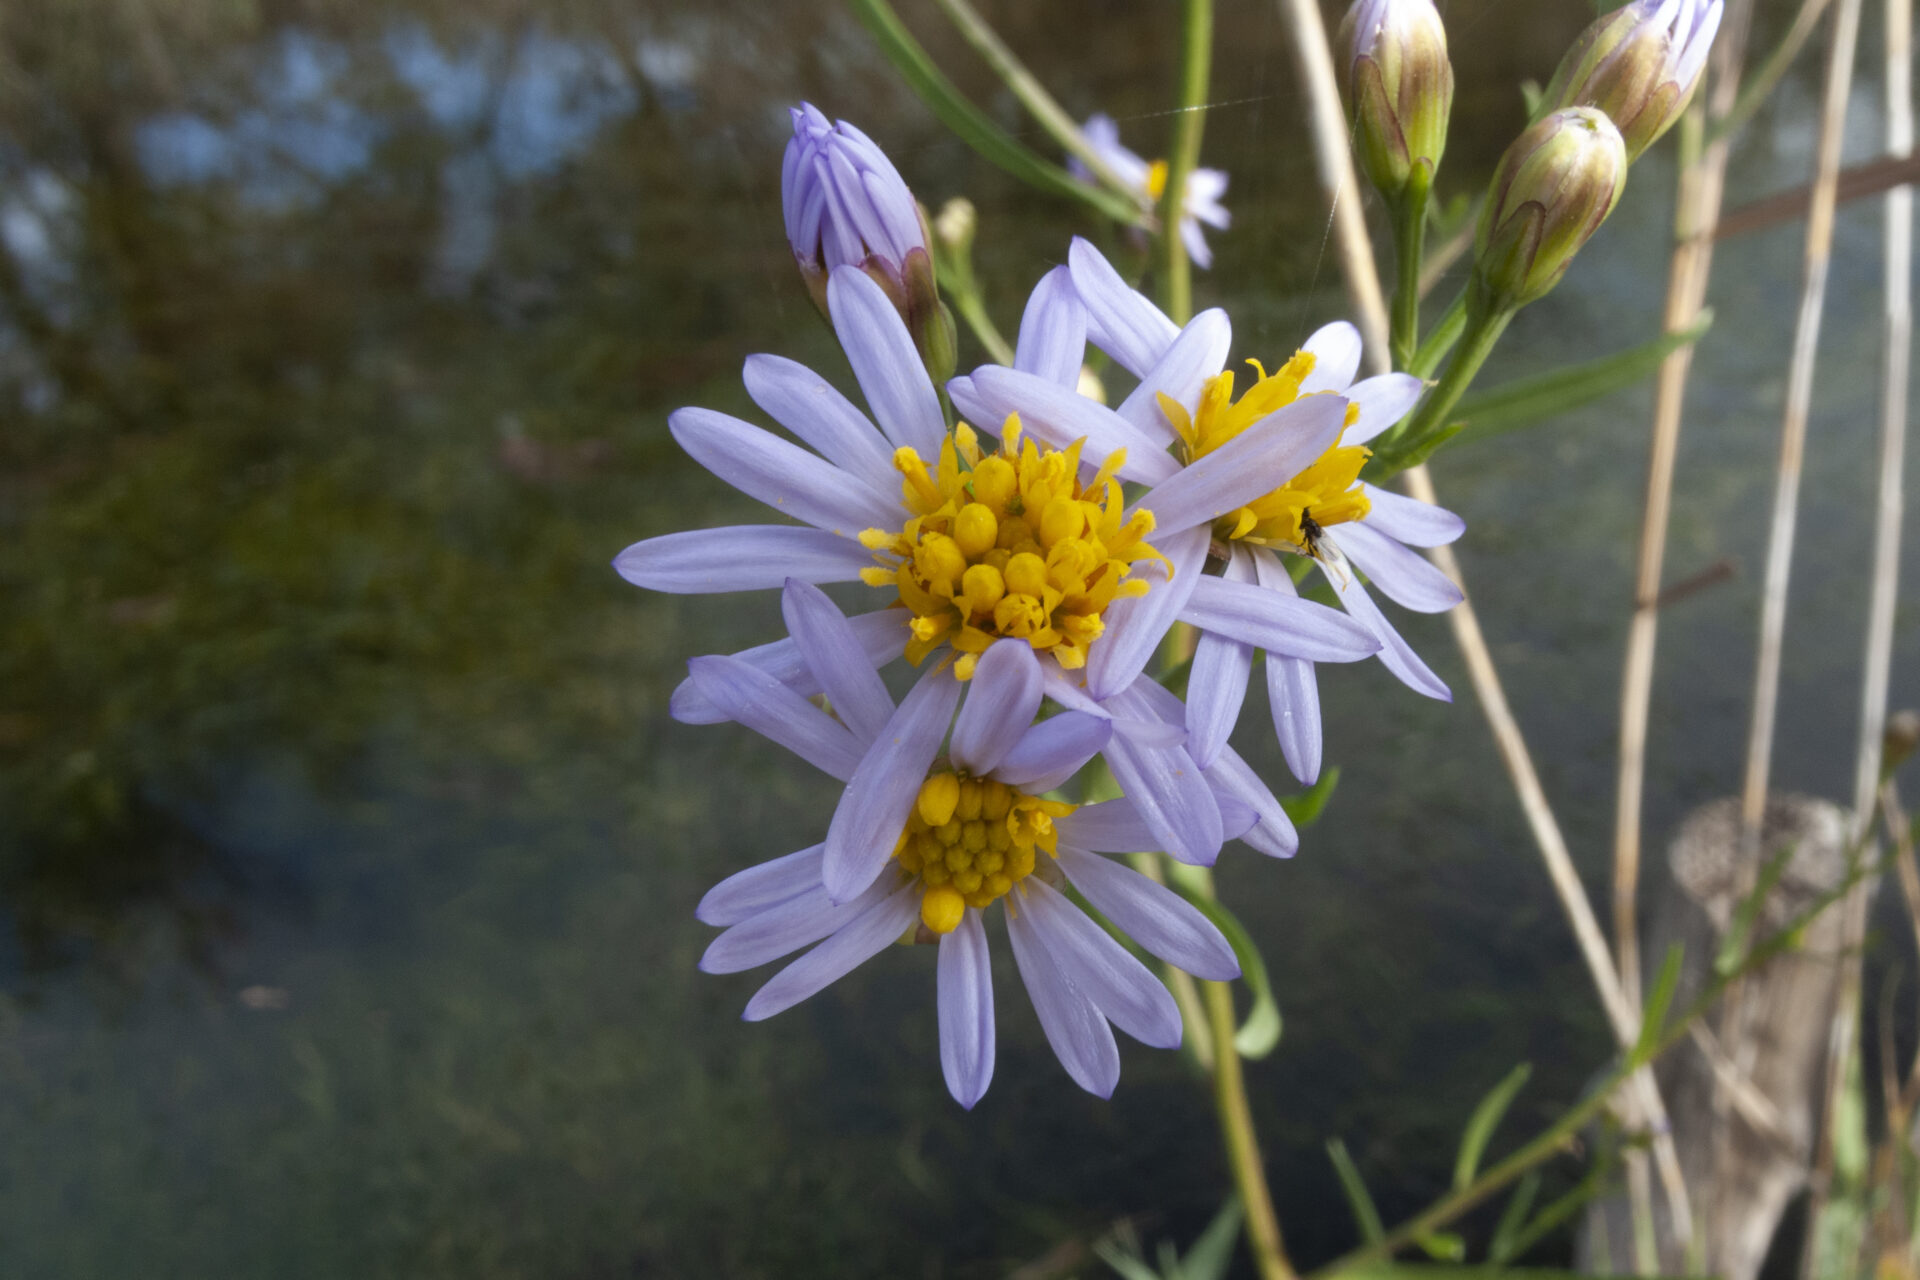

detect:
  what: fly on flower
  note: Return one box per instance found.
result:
[691,581,1242,1106]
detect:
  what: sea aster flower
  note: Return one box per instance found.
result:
[1070,114,1231,269]
[691,581,1241,1105]
[955,238,1464,784]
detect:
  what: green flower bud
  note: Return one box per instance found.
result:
[1473,108,1628,312]
[1338,0,1454,203]
[1538,0,1724,162]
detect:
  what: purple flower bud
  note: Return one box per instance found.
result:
[1338,0,1454,202]
[1474,107,1628,311]
[1539,0,1724,161]
[782,104,953,384]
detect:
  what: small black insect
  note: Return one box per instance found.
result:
[1298,511,1325,559]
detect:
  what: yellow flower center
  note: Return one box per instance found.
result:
[858,417,1169,678]
[1156,353,1372,557]
[893,770,1076,934]
[1145,158,1170,200]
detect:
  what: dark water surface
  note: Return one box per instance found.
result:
[0,1,1914,1276]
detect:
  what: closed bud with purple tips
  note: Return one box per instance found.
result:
[1473,107,1627,312]
[1338,0,1454,204]
[1538,0,1724,161]
[783,103,956,384]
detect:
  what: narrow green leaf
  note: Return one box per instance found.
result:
[1326,1138,1387,1244]
[1414,1232,1466,1262]
[1280,766,1341,828]
[844,0,1147,226]
[1091,1237,1165,1280]
[1492,1149,1619,1263]
[1180,1197,1245,1280]
[1448,311,1713,447]
[1454,1063,1533,1191]
[1488,1171,1543,1264]
[1714,841,1798,976]
[1634,944,1685,1060]
[1175,892,1282,1057]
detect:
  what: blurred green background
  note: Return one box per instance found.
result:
[0,0,1912,1275]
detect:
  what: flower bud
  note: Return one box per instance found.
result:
[1338,0,1454,203]
[782,103,953,383]
[1538,0,1724,161]
[1473,108,1627,312]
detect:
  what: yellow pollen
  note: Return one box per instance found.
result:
[862,415,1170,676]
[1158,355,1374,558]
[896,771,1076,933]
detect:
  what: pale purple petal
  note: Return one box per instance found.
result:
[1185,546,1257,769]
[1343,373,1426,445]
[614,526,873,594]
[1023,879,1181,1048]
[702,883,875,974]
[1102,681,1224,866]
[947,375,996,437]
[937,911,996,1108]
[1055,847,1239,980]
[743,354,900,495]
[1181,575,1380,662]
[1131,394,1349,534]
[1299,321,1362,393]
[696,843,825,926]
[1007,892,1120,1097]
[1086,524,1210,701]
[780,580,897,744]
[1115,308,1231,445]
[1040,667,1112,718]
[966,366,1179,485]
[948,639,1044,776]
[1676,1,1723,87]
[743,884,919,1020]
[1329,523,1464,614]
[1055,797,1184,852]
[1203,743,1300,858]
[1067,236,1179,377]
[1013,266,1088,389]
[670,408,902,536]
[1180,216,1214,270]
[824,668,964,902]
[1251,549,1323,785]
[1320,557,1452,700]
[687,655,867,781]
[670,610,908,725]
[827,266,944,459]
[1359,483,1466,546]
[991,711,1112,791]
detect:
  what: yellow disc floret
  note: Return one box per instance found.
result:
[893,770,1076,933]
[1155,353,1373,557]
[858,416,1169,678]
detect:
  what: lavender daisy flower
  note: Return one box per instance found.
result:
[957,238,1464,785]
[1070,114,1231,269]
[692,580,1241,1105]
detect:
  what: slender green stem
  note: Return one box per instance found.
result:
[1407,289,1468,379]
[1159,0,1213,324]
[1374,300,1511,477]
[1204,975,1297,1280]
[928,0,1143,209]
[947,287,1014,366]
[1706,0,1836,145]
[1390,173,1432,369]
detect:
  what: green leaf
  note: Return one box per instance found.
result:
[1414,1232,1466,1262]
[1488,1171,1543,1264]
[1092,1237,1165,1280]
[1490,1150,1619,1264]
[1634,944,1685,1060]
[1448,312,1714,447]
[1180,1197,1245,1280]
[844,0,1147,226]
[1714,841,1798,976]
[1280,766,1341,828]
[1454,1062,1533,1191]
[1182,893,1282,1058]
[1326,1138,1386,1244]
[1370,419,1468,479]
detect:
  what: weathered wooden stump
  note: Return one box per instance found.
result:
[1577,794,1854,1280]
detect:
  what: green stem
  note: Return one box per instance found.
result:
[1374,299,1511,477]
[947,286,1014,366]
[1204,973,1298,1280]
[1407,289,1468,379]
[1390,173,1432,369]
[928,0,1143,209]
[1159,0,1213,324]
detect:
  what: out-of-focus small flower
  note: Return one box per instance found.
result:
[1069,114,1230,269]
[783,103,954,381]
[1539,0,1724,161]
[1337,0,1454,203]
[931,196,976,259]
[1473,107,1628,312]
